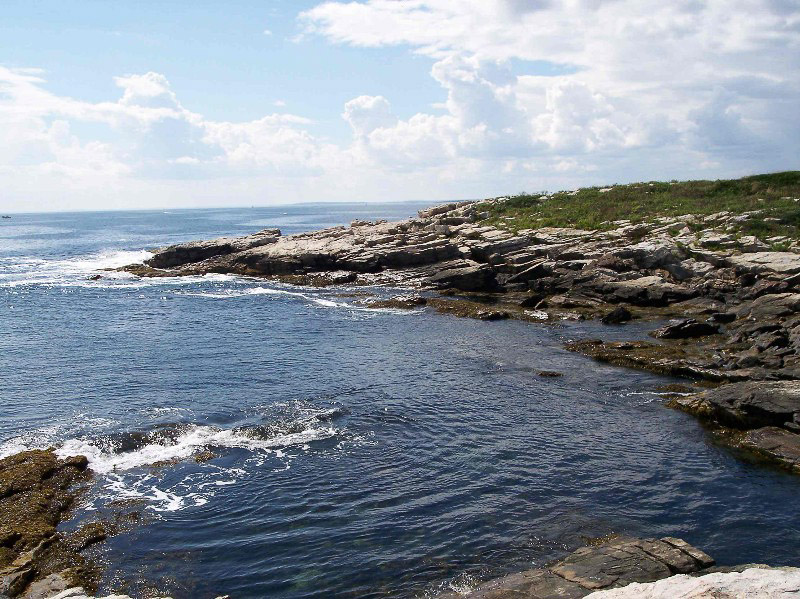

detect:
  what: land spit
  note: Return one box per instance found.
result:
[8,179,800,597]
[121,193,800,476]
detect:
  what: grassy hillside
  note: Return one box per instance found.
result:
[482,171,800,241]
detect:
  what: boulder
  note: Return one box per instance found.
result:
[651,319,719,339]
[601,307,632,324]
[427,263,498,292]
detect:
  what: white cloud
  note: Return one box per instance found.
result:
[301,0,800,179]
[0,0,797,211]
[0,66,341,210]
[342,95,398,136]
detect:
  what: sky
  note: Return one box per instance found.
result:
[1,0,798,212]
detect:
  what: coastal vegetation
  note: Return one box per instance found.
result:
[482,171,800,240]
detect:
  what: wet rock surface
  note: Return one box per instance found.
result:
[440,537,715,599]
[670,380,800,472]
[0,450,105,598]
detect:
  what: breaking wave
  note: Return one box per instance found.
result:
[0,404,356,512]
[55,419,341,475]
[0,249,153,287]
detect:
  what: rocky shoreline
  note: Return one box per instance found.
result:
[10,195,799,597]
[444,536,800,599]
[122,197,800,476]
[0,451,793,599]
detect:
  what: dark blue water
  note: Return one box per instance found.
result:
[1,205,799,599]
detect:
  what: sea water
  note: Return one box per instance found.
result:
[1,204,799,598]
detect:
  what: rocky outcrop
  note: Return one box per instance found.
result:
[727,251,800,275]
[440,537,714,599]
[120,200,800,474]
[676,380,800,430]
[146,229,280,269]
[650,318,719,339]
[670,380,800,472]
[0,450,106,598]
[427,262,498,292]
[585,566,800,598]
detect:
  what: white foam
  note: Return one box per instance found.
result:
[183,285,419,315]
[54,424,338,475]
[0,249,153,287]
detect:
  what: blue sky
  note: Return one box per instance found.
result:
[1,0,798,212]
[2,1,441,136]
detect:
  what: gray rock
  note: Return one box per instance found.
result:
[740,427,800,472]
[727,251,800,275]
[449,537,713,599]
[601,276,697,307]
[146,228,280,269]
[427,263,498,292]
[696,380,800,430]
[601,307,632,325]
[22,573,70,599]
[651,319,719,339]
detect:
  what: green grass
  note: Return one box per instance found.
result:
[482,171,800,241]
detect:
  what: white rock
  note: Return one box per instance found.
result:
[727,252,800,274]
[584,567,800,599]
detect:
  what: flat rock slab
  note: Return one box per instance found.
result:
[444,537,714,598]
[740,427,800,473]
[697,380,800,430]
[727,251,800,275]
[584,566,800,598]
[670,382,800,473]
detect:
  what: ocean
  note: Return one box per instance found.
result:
[2,203,799,598]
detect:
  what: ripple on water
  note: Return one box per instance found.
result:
[3,208,800,599]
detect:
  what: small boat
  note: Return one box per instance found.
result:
[1,215,10,219]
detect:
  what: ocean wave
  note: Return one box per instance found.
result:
[1,405,351,512]
[179,285,420,315]
[54,422,340,475]
[0,249,153,287]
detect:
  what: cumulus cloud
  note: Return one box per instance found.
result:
[301,0,800,178]
[0,66,337,209]
[0,0,797,211]
[343,95,398,136]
